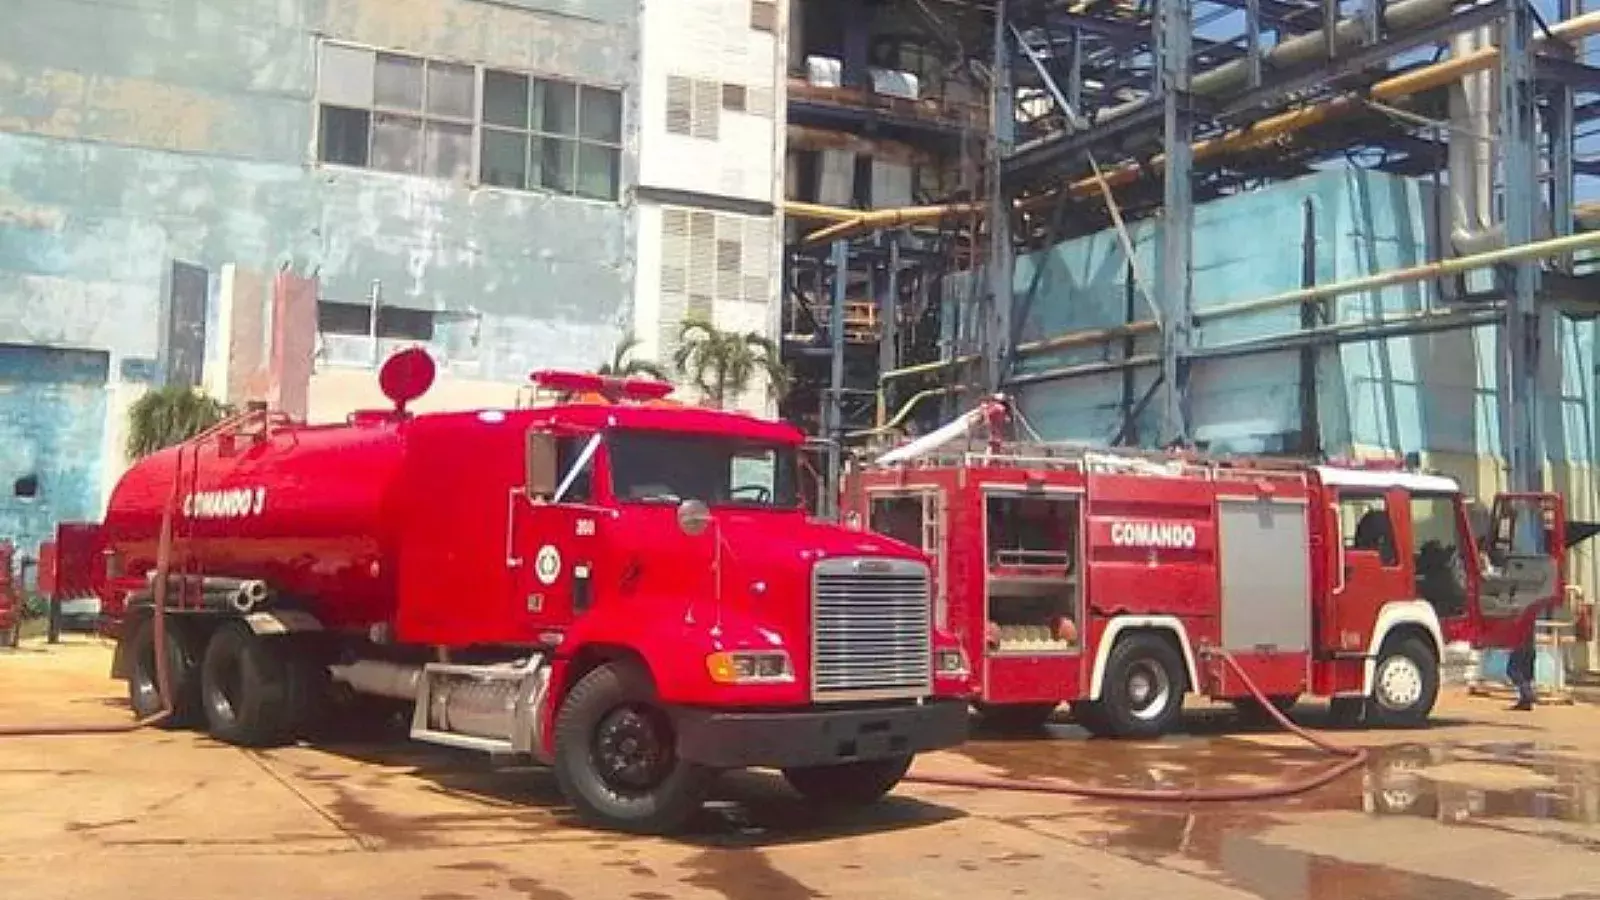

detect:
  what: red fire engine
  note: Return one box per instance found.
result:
[95,349,971,834]
[0,541,21,648]
[841,396,1568,737]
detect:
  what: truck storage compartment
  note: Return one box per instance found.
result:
[984,492,1079,653]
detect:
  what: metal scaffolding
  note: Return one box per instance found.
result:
[781,0,1600,491]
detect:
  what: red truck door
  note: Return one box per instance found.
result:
[510,429,607,634]
[1326,489,1413,653]
[1473,493,1566,649]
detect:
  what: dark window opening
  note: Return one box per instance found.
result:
[869,495,925,548]
[13,474,38,499]
[316,301,436,341]
[1340,494,1399,567]
[852,153,873,208]
[1410,494,1468,619]
[319,106,370,166]
[792,150,821,203]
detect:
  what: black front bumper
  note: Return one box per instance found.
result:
[672,699,969,769]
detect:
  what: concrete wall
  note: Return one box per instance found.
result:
[0,345,110,557]
[1009,167,1600,670]
[0,0,646,543]
[634,0,787,415]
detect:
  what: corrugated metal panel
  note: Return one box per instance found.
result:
[872,160,914,209]
[818,150,854,206]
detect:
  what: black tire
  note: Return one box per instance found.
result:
[1098,632,1187,738]
[552,661,711,835]
[975,702,1059,733]
[126,615,201,727]
[199,622,312,747]
[782,755,913,807]
[1366,636,1439,729]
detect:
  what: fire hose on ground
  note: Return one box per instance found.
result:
[903,650,1370,802]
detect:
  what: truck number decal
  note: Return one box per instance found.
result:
[182,486,266,520]
[534,545,562,585]
[575,519,596,537]
[1109,520,1197,549]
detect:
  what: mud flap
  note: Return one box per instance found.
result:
[110,636,131,681]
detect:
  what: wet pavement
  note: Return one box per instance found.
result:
[2,640,1599,900]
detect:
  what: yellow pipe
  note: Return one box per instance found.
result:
[784,201,867,223]
[1199,227,1600,322]
[806,201,989,245]
[885,228,1600,386]
[804,10,1600,245]
[880,319,1160,386]
[852,387,950,436]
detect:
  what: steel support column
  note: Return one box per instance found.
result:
[824,239,848,520]
[880,234,901,382]
[1156,0,1195,444]
[986,0,1016,393]
[1550,0,1578,273]
[1501,0,1543,492]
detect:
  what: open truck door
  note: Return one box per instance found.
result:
[1472,493,1566,649]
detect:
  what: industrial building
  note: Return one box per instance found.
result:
[0,0,787,555]
[780,0,1600,673]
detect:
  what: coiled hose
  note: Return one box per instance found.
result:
[905,651,1370,801]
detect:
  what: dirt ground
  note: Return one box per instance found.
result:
[1,638,1597,900]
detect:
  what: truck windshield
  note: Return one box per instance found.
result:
[608,431,799,508]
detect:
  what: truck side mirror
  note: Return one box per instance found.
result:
[526,431,558,500]
[677,499,712,537]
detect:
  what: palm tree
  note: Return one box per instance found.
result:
[126,386,232,460]
[596,333,670,381]
[672,316,790,409]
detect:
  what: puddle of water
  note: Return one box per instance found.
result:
[1357,742,1600,832]
[975,729,1600,900]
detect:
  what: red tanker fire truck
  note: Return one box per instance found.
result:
[842,396,1569,737]
[95,349,971,834]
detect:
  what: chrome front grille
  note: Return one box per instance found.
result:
[811,557,932,701]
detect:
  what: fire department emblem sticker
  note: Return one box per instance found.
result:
[535,545,562,585]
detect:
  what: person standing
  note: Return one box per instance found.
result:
[1507,622,1537,711]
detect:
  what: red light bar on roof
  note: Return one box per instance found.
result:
[530,370,675,402]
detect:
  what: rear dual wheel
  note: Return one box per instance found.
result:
[198,622,321,747]
[126,615,202,727]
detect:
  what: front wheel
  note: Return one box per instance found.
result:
[782,755,913,807]
[1366,637,1439,728]
[552,661,711,835]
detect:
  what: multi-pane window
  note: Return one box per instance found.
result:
[480,71,623,201]
[315,41,623,202]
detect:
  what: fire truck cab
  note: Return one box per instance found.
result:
[842,399,1567,737]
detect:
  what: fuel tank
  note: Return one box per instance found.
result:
[101,412,409,630]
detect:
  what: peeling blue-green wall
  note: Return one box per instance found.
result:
[1009,168,1598,469]
[0,345,109,557]
[0,0,641,549]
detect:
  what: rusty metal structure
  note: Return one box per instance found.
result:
[780,0,1600,500]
